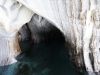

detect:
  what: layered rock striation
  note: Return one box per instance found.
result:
[0,0,100,75]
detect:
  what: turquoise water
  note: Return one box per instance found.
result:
[0,40,83,75]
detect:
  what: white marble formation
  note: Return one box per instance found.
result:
[0,0,100,74]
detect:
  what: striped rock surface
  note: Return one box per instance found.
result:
[0,0,100,74]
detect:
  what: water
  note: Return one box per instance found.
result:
[0,40,82,75]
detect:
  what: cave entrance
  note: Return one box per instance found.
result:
[16,14,80,75]
[18,14,65,52]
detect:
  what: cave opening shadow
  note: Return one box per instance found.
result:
[16,25,82,75]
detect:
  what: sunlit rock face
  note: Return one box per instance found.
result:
[0,0,100,75]
[0,0,34,33]
[0,0,34,66]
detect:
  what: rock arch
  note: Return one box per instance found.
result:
[0,0,100,75]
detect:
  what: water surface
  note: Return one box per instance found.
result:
[0,40,82,75]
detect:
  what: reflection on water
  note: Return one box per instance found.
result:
[0,40,83,75]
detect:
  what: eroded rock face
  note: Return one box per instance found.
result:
[0,28,21,66]
[0,0,34,66]
[0,0,100,75]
